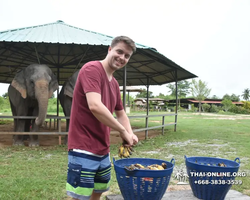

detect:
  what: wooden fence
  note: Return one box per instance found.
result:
[0,113,177,145]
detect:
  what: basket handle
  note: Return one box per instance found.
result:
[234,157,240,164]
[184,155,187,160]
[171,158,175,165]
[113,157,115,163]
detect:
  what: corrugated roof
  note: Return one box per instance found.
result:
[0,20,197,87]
[168,98,243,105]
[0,20,148,48]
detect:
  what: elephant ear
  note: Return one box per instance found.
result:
[11,69,27,99]
[64,70,79,98]
[48,73,59,98]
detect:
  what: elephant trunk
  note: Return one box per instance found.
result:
[35,80,49,126]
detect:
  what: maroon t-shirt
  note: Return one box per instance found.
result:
[67,61,123,155]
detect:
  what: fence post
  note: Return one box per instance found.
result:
[162,115,165,135]
[58,119,61,145]
[145,116,148,139]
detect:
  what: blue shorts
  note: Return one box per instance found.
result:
[66,151,111,200]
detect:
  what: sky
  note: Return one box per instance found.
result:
[0,0,250,99]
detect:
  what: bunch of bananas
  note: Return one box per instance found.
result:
[125,163,167,171]
[118,144,134,158]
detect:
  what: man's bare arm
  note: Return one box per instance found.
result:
[86,92,133,145]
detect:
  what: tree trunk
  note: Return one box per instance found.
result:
[199,101,202,113]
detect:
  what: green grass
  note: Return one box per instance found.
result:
[0,112,250,199]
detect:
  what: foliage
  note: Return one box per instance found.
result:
[47,98,63,112]
[0,96,10,112]
[1,92,8,99]
[202,103,210,112]
[223,93,240,102]
[229,104,250,114]
[167,80,191,98]
[135,88,154,98]
[120,93,135,106]
[242,101,250,110]
[210,104,219,113]
[155,93,172,100]
[221,99,233,112]
[210,95,220,99]
[242,88,250,101]
[191,79,211,113]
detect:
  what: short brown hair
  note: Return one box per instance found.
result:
[111,36,136,53]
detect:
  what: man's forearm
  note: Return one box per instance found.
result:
[90,103,125,132]
[117,114,133,135]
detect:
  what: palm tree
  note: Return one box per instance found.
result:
[242,88,250,101]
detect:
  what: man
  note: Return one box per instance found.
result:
[66,36,139,200]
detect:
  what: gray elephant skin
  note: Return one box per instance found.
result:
[59,70,79,145]
[8,64,59,146]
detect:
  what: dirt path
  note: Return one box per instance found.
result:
[0,121,161,147]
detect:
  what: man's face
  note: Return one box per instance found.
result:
[107,41,133,71]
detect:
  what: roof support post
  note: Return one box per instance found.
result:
[56,44,61,130]
[145,77,149,139]
[123,65,127,112]
[174,69,178,132]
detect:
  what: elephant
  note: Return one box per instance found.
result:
[8,64,59,146]
[59,70,79,145]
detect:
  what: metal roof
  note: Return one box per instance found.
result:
[0,20,148,48]
[0,20,197,87]
[167,98,243,105]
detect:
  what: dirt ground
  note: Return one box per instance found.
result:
[0,121,162,147]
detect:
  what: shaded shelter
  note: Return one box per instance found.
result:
[0,20,197,132]
[119,86,144,107]
[167,98,243,110]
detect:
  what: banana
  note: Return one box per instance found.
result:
[118,145,125,158]
[134,163,144,169]
[123,147,130,158]
[156,165,164,170]
[161,162,167,169]
[118,144,134,158]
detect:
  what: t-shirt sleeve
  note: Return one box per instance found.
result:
[79,63,102,94]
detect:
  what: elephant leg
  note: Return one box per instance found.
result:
[64,119,70,145]
[29,109,40,147]
[9,101,24,146]
[13,119,26,146]
[23,119,31,141]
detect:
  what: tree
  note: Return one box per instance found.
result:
[191,79,211,113]
[221,99,233,112]
[210,95,219,99]
[222,94,231,100]
[242,88,250,101]
[230,94,240,102]
[223,93,240,102]
[135,89,154,98]
[167,80,191,108]
[167,80,191,97]
[2,92,8,99]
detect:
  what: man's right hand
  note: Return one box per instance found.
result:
[119,130,134,146]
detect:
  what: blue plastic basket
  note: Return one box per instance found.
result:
[185,156,240,200]
[113,157,175,200]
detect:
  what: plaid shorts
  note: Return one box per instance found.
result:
[66,150,111,200]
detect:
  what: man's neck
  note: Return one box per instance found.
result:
[100,60,113,81]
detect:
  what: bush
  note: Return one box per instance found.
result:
[202,103,210,112]
[218,110,225,114]
[242,101,250,110]
[229,105,250,114]
[210,104,219,113]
